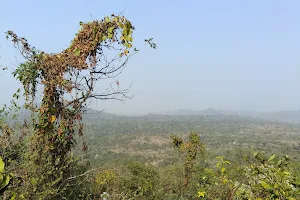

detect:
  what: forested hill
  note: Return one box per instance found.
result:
[81,110,300,167]
[156,108,300,123]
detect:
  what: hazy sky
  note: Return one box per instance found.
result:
[1,0,300,115]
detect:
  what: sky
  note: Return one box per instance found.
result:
[0,0,300,115]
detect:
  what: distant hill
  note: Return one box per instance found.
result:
[82,109,118,122]
[83,108,300,123]
[6,107,300,124]
[160,108,238,116]
[253,110,300,123]
[157,108,300,123]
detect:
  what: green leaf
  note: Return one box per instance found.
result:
[30,178,37,186]
[108,26,114,34]
[10,192,16,200]
[198,191,205,197]
[0,174,10,191]
[30,178,37,192]
[277,160,282,166]
[118,22,124,29]
[0,157,4,172]
[221,167,226,173]
[283,171,290,176]
[260,180,272,190]
[268,154,276,162]
[73,49,80,56]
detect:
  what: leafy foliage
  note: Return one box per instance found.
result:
[237,153,300,199]
[123,162,159,199]
[171,132,205,191]
[0,157,12,195]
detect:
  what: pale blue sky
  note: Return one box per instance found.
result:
[0,0,300,115]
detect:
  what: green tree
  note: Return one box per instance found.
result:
[124,162,159,199]
[171,132,205,197]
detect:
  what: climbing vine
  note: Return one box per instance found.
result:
[5,14,145,199]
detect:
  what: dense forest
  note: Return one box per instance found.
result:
[1,14,300,200]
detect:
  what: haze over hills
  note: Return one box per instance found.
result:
[152,108,300,123]
[8,107,300,124]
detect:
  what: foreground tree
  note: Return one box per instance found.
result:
[4,14,153,199]
[171,132,205,197]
